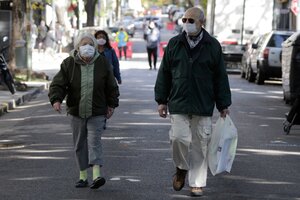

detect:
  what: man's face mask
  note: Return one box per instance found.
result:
[149,22,155,29]
[183,23,199,35]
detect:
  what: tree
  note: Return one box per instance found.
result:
[10,0,26,71]
[115,0,120,21]
[84,0,97,26]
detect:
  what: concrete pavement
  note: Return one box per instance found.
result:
[0,49,67,117]
[0,82,49,116]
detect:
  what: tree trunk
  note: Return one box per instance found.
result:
[84,0,97,26]
[115,0,120,21]
[10,0,26,71]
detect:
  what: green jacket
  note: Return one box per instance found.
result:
[48,50,119,118]
[154,29,231,116]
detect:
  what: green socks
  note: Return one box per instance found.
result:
[79,169,87,181]
[79,166,100,181]
[93,165,100,180]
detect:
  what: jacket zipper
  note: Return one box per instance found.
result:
[188,57,193,114]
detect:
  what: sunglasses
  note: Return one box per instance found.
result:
[182,18,195,24]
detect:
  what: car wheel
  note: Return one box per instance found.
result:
[255,66,265,85]
[246,65,255,82]
[283,92,290,104]
[240,65,246,78]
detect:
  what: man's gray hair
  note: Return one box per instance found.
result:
[74,32,98,50]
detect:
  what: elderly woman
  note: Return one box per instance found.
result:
[48,32,119,189]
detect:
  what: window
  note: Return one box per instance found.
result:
[267,34,291,47]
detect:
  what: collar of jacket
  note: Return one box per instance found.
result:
[177,28,213,62]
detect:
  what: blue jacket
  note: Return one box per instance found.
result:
[115,31,128,47]
[103,48,121,82]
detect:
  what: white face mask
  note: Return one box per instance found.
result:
[79,44,95,58]
[97,38,106,45]
[183,23,199,35]
[149,23,155,29]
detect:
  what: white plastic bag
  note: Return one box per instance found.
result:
[208,115,238,176]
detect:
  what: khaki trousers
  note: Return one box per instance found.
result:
[169,114,212,187]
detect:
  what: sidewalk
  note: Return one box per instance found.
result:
[0,82,49,116]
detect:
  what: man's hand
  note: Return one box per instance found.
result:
[158,104,168,118]
[53,102,62,113]
[220,108,230,118]
[106,107,114,119]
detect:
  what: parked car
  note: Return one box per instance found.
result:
[114,20,135,38]
[247,30,294,84]
[241,34,262,79]
[220,39,245,71]
[134,17,145,30]
[281,31,300,104]
[134,16,163,31]
[122,20,135,37]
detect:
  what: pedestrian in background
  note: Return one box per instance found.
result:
[95,30,121,84]
[43,25,56,55]
[95,29,121,130]
[115,27,128,60]
[144,21,160,70]
[48,32,119,189]
[154,7,231,197]
[37,20,48,53]
[285,94,300,125]
[55,22,64,53]
[31,21,38,50]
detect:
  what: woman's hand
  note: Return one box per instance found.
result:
[53,102,62,113]
[106,107,114,119]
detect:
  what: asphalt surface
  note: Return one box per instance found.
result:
[0,60,300,199]
[0,29,300,200]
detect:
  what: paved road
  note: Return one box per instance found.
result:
[1,63,300,199]
[0,27,300,200]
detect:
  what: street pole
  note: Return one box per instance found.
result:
[206,0,215,35]
[26,0,32,81]
[241,0,246,44]
[297,0,300,31]
[98,0,101,26]
[78,0,83,29]
[52,0,56,36]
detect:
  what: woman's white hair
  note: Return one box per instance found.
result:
[74,32,98,50]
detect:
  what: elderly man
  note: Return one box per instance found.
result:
[154,7,231,196]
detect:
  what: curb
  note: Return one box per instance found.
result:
[0,83,47,117]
